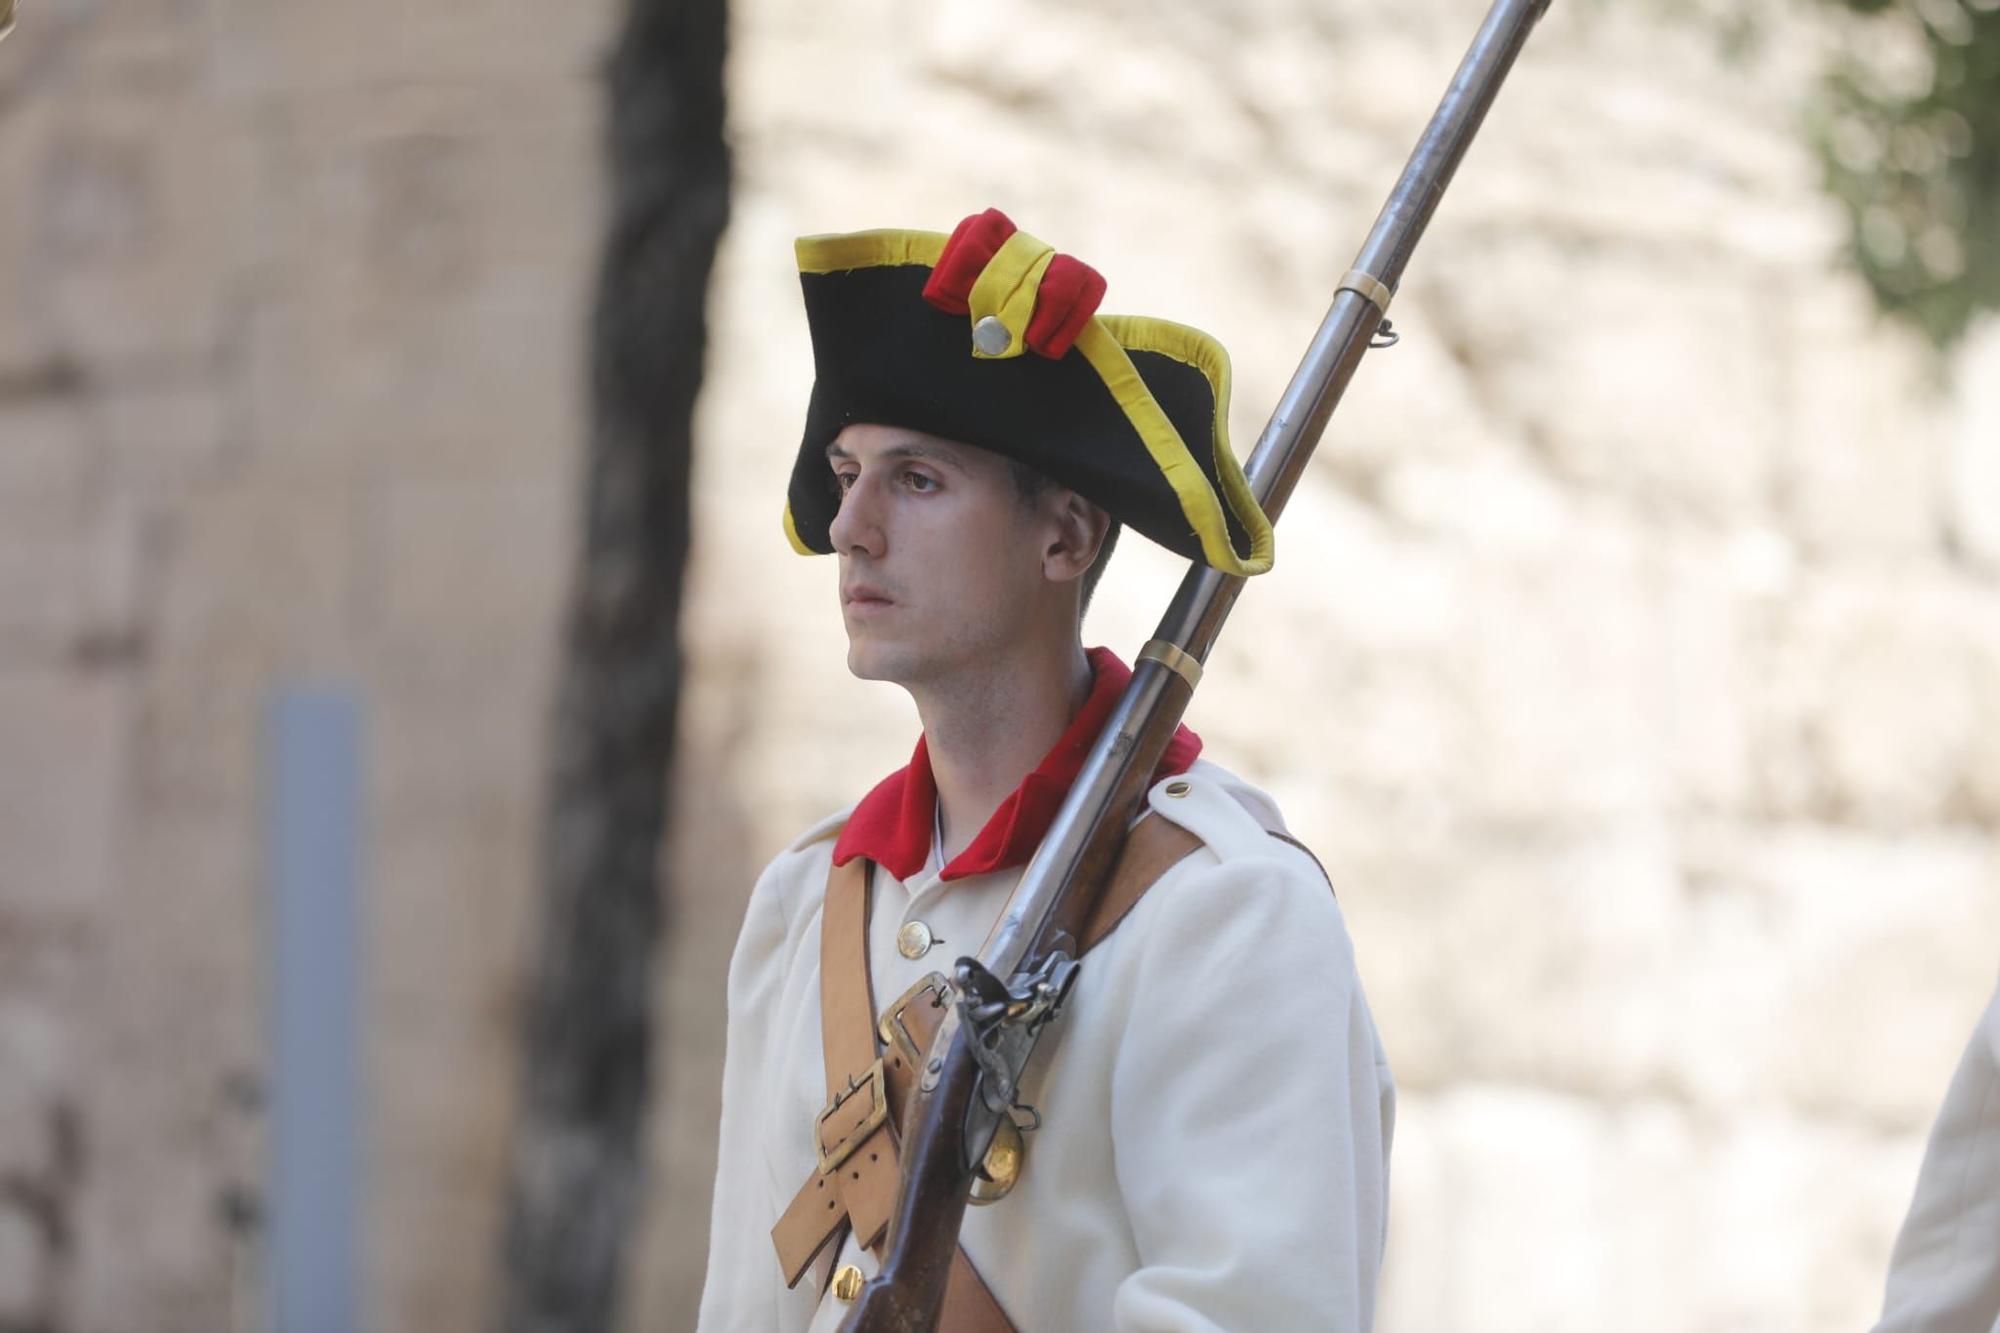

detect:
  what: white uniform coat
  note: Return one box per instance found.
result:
[1874,972,2000,1333]
[695,759,1395,1333]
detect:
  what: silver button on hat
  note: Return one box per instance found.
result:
[972,315,1011,356]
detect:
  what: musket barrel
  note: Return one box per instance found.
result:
[980,0,1552,999]
[1245,0,1553,530]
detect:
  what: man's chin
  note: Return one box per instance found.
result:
[843,639,897,683]
[844,637,932,687]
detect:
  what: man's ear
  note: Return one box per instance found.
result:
[1042,490,1109,585]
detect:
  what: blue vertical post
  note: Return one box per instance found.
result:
[265,688,363,1333]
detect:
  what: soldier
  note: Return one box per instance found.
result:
[696,208,1395,1332]
[1872,971,2000,1333]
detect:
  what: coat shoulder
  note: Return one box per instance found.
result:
[1145,760,1291,859]
[743,802,858,928]
[781,801,856,855]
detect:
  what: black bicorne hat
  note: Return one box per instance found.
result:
[782,208,1274,576]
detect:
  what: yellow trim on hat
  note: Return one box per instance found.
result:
[796,229,947,274]
[965,229,1056,360]
[782,502,815,555]
[1080,315,1273,577]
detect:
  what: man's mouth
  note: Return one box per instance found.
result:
[842,586,896,614]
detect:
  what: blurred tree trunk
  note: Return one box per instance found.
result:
[499,0,728,1325]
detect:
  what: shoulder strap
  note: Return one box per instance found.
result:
[819,856,879,1101]
[1058,801,1330,956]
[769,857,898,1289]
[771,854,1018,1332]
[1075,812,1204,952]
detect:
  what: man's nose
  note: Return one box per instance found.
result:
[826,472,886,558]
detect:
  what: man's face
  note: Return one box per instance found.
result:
[825,423,1053,686]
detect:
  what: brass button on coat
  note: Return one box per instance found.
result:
[896,920,934,960]
[832,1263,864,1302]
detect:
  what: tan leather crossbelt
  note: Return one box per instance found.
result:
[769,808,1329,1330]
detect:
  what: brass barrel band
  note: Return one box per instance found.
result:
[1138,639,1203,691]
[1336,268,1393,315]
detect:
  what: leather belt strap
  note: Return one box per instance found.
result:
[821,856,878,1099]
[1070,813,1203,954]
[940,1246,1013,1332]
[771,856,899,1286]
[771,808,1329,1327]
[771,852,1018,1328]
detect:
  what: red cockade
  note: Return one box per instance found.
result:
[921,207,1107,360]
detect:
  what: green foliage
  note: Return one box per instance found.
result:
[1811,0,2000,350]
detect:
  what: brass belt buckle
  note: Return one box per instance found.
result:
[875,971,1023,1205]
[878,972,951,1068]
[815,1058,888,1175]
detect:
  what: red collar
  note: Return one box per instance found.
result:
[833,646,1203,882]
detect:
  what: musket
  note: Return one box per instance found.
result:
[841,1,1553,1326]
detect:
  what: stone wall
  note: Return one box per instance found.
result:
[0,0,610,1326]
[2,0,1996,1330]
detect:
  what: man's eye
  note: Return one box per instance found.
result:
[834,471,858,492]
[903,471,937,492]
